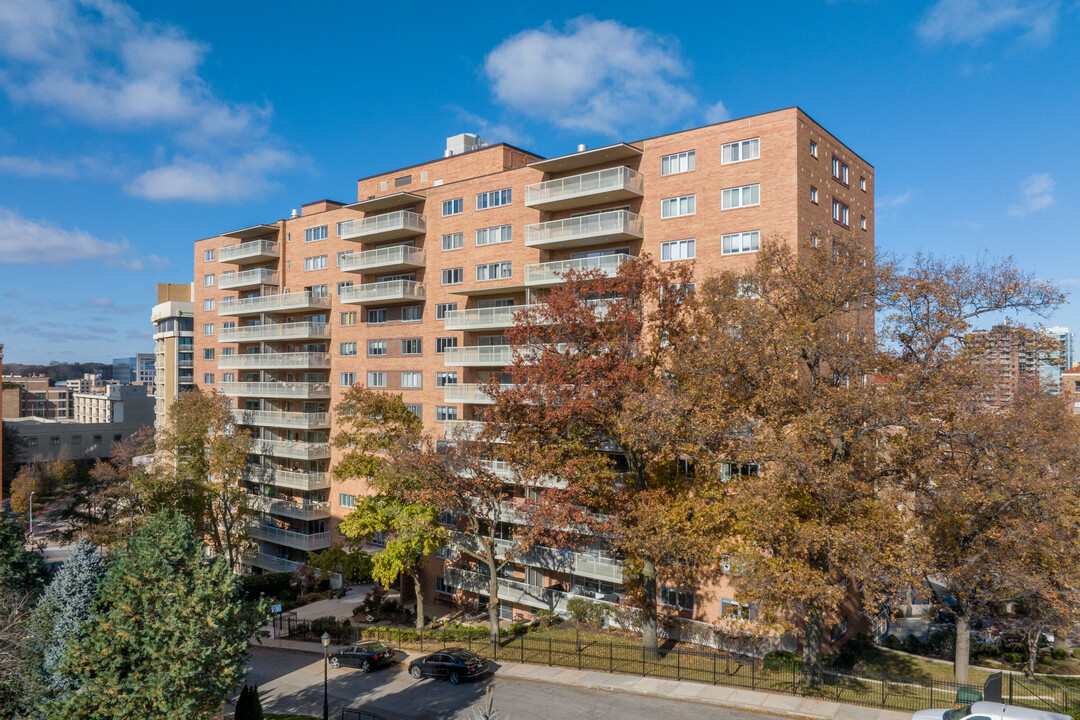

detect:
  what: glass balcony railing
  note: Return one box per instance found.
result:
[525,254,633,286]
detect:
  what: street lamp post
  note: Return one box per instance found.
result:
[28,491,35,538]
[321,631,331,720]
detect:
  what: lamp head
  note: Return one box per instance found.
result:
[321,632,331,648]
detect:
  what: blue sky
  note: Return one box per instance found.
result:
[0,0,1077,364]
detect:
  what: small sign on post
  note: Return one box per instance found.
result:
[271,603,283,614]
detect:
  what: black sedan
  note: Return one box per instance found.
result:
[408,648,489,684]
[327,641,395,672]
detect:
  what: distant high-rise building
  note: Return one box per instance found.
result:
[1,375,71,419]
[151,283,195,430]
[1041,326,1074,394]
[111,353,155,384]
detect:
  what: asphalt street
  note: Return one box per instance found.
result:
[246,646,784,720]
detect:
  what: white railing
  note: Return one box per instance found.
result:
[337,210,425,240]
[442,304,539,331]
[250,524,331,551]
[217,352,331,369]
[218,382,330,399]
[525,166,643,206]
[443,345,519,366]
[231,410,330,429]
[453,535,624,583]
[442,383,516,404]
[524,210,643,248]
[339,245,425,272]
[254,439,331,460]
[339,280,425,304]
[219,239,278,263]
[249,468,332,491]
[525,254,633,285]
[219,322,330,342]
[250,496,331,520]
[219,268,279,289]
[444,567,619,614]
[443,420,487,440]
[246,552,302,573]
[218,292,330,316]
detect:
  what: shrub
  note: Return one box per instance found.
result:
[240,572,292,599]
[1051,648,1067,661]
[1002,652,1023,665]
[533,610,562,630]
[566,597,607,628]
[363,584,388,614]
[902,634,924,655]
[883,634,902,650]
[831,633,876,669]
[1073,648,1080,660]
[764,650,803,670]
[234,684,264,720]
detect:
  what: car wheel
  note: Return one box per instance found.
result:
[361,660,371,673]
[329,657,340,669]
[410,665,422,680]
[449,671,461,685]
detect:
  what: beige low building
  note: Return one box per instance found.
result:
[72,384,152,424]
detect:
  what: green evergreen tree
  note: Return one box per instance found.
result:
[53,513,267,720]
[0,511,47,593]
[233,683,264,720]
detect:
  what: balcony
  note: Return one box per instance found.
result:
[445,567,619,614]
[218,239,279,265]
[217,352,331,370]
[249,467,332,491]
[219,322,330,343]
[525,254,634,288]
[442,383,516,404]
[524,166,643,211]
[250,524,331,552]
[442,304,539,331]
[218,292,330,317]
[338,211,426,242]
[246,552,301,573]
[339,245,426,274]
[231,409,330,430]
[451,534,624,583]
[340,280,425,306]
[219,268,279,290]
[254,439,332,461]
[443,345,520,367]
[524,210,643,250]
[251,496,331,521]
[218,382,331,399]
[442,420,487,441]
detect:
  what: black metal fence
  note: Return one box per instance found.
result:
[277,618,1080,718]
[341,709,387,720]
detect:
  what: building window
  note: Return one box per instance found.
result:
[203,373,215,384]
[310,284,328,298]
[405,404,421,418]
[660,239,695,262]
[51,436,60,446]
[476,188,511,210]
[336,251,353,266]
[435,406,458,421]
[339,493,356,509]
[436,303,457,320]
[340,311,357,326]
[861,215,867,230]
[721,138,760,164]
[202,298,215,312]
[442,232,463,251]
[810,186,818,204]
[305,225,328,243]
[394,174,411,187]
[339,372,356,387]
[203,274,215,286]
[436,372,458,387]
[221,321,235,330]
[304,255,328,271]
[402,305,422,322]
[860,176,867,191]
[833,199,850,226]
[659,587,694,611]
[442,198,463,216]
[367,308,387,324]
[442,268,464,285]
[203,348,215,360]
[476,262,512,282]
[340,342,357,357]
[661,195,696,219]
[660,150,695,176]
[203,248,215,262]
[476,225,512,246]
[222,373,235,383]
[336,281,353,296]
[367,372,386,388]
[832,156,849,184]
[722,230,761,255]
[71,435,81,445]
[401,371,422,388]
[401,338,422,355]
[436,337,457,354]
[719,597,759,621]
[721,184,760,210]
[367,340,387,356]
[810,140,818,157]
[203,324,215,336]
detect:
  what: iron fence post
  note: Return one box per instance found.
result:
[677,649,681,681]
[881,676,886,707]
[713,653,717,685]
[549,636,552,666]
[1010,673,1014,704]
[609,642,613,674]
[521,635,525,663]
[642,645,645,676]
[751,658,755,690]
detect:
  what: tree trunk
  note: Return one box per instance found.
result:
[486,555,500,653]
[1027,627,1040,678]
[802,608,824,687]
[413,574,425,632]
[954,611,971,684]
[641,556,659,656]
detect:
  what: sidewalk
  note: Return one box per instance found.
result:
[256,638,909,720]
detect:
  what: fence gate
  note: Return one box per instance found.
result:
[983,672,1003,703]
[272,610,297,639]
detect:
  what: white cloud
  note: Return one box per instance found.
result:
[1007,173,1055,216]
[880,190,914,208]
[0,206,169,270]
[917,0,1061,46]
[705,100,731,124]
[1056,278,1080,288]
[0,155,77,178]
[449,107,532,148]
[126,148,294,203]
[82,297,114,308]
[484,18,695,135]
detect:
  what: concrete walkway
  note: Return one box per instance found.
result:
[256,638,909,720]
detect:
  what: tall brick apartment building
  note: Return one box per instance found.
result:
[192,107,874,628]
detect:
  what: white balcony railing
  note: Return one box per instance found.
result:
[339,280,425,305]
[442,420,488,440]
[337,211,426,241]
[451,534,624,583]
[218,382,331,399]
[246,552,302,573]
[248,467,332,491]
[250,524,332,551]
[524,210,643,249]
[442,383,517,404]
[218,239,279,264]
[231,409,330,429]
[254,439,332,460]
[219,268,279,289]
[339,245,425,273]
[525,166,643,210]
[442,305,539,331]
[218,292,330,316]
[442,345,519,367]
[250,496,331,521]
[445,567,619,614]
[219,322,330,343]
[525,254,633,287]
[217,352,331,370]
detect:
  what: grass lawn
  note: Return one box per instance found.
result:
[854,649,994,685]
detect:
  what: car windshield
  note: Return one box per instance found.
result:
[944,706,972,720]
[365,642,388,653]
